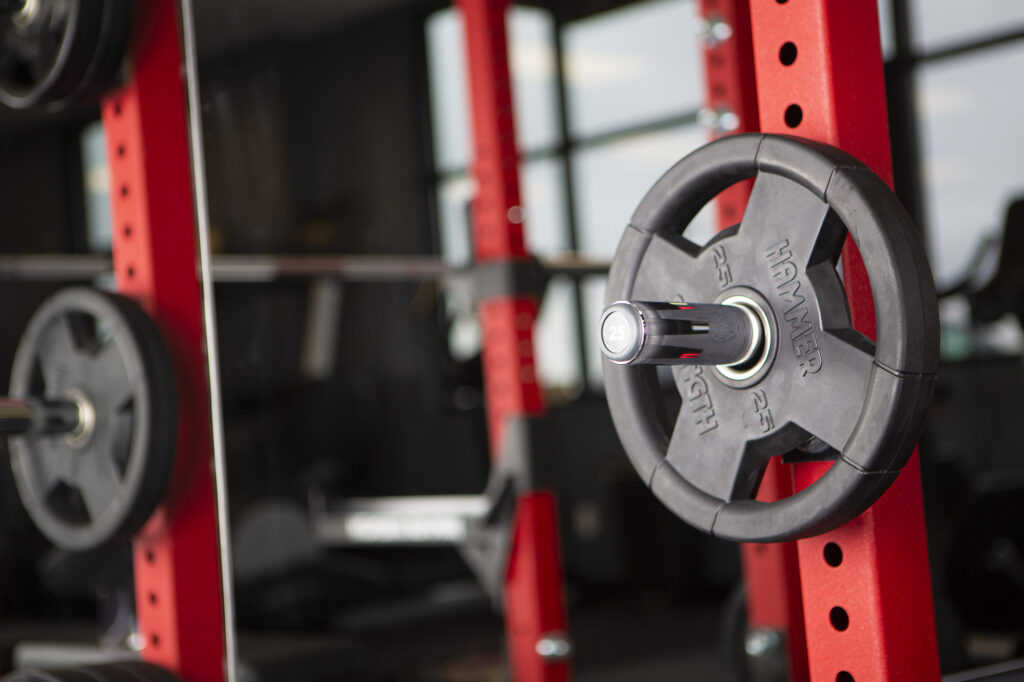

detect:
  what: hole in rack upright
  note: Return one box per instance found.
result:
[779,42,797,65]
[830,606,849,631]
[784,104,803,128]
[823,542,843,566]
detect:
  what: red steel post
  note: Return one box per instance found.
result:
[748,1,941,680]
[457,1,570,680]
[101,1,226,679]
[699,0,759,227]
[740,461,809,682]
[698,2,809,679]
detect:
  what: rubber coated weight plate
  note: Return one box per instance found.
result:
[0,664,182,682]
[0,0,133,111]
[2,670,97,681]
[75,664,142,682]
[603,133,939,542]
[8,287,177,551]
[101,663,182,682]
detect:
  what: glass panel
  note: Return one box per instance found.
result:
[522,156,570,256]
[426,5,560,174]
[191,4,503,671]
[910,0,1024,53]
[917,43,1024,291]
[536,276,582,390]
[446,284,481,362]
[877,0,895,60]
[425,10,469,172]
[437,174,475,264]
[582,275,608,388]
[510,7,562,155]
[564,0,703,138]
[81,120,113,252]
[573,124,712,258]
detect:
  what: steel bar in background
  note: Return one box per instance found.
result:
[179,0,239,675]
[749,1,941,680]
[100,0,227,679]
[213,254,608,283]
[0,255,111,280]
[0,254,609,283]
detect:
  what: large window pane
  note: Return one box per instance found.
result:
[910,1,1024,53]
[573,125,712,258]
[564,0,702,138]
[582,275,608,388]
[877,0,895,60]
[536,276,583,391]
[81,121,112,253]
[917,43,1024,289]
[426,6,560,174]
[521,156,570,256]
[437,174,474,264]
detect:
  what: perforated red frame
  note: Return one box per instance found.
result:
[102,1,226,679]
[748,1,941,679]
[457,1,570,680]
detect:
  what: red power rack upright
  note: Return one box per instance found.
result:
[101,1,227,680]
[747,1,941,680]
[456,0,572,680]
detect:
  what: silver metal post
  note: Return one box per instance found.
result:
[177,1,238,679]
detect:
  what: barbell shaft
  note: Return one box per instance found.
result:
[0,398,81,435]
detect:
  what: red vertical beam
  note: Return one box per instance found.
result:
[699,2,809,678]
[457,1,570,680]
[699,0,759,226]
[101,1,226,680]
[739,461,809,682]
[460,0,542,453]
[749,2,940,680]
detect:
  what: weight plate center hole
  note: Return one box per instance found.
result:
[715,295,772,382]
[64,388,96,450]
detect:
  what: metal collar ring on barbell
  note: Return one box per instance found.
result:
[601,133,939,543]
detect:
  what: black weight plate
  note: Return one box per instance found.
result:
[61,667,108,682]
[101,663,182,682]
[112,659,182,675]
[8,287,178,551]
[0,0,132,111]
[73,664,140,682]
[0,0,100,109]
[75,663,158,682]
[1,670,97,682]
[604,133,939,542]
[0,663,180,682]
[50,0,131,111]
